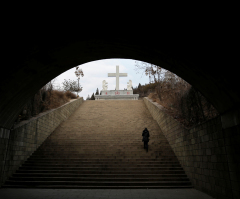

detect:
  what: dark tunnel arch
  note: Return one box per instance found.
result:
[1,37,239,129]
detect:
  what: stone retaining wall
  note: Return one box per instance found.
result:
[0,97,83,186]
[143,97,236,199]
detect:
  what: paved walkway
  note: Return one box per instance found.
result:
[0,188,214,199]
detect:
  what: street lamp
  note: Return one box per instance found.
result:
[74,67,84,97]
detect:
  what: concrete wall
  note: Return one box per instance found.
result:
[144,97,239,199]
[0,98,83,186]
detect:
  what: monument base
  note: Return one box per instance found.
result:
[95,90,139,100]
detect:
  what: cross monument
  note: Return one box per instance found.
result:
[108,65,127,90]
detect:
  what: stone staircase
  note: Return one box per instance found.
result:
[3,100,192,188]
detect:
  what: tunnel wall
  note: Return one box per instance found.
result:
[0,97,83,186]
[144,97,239,199]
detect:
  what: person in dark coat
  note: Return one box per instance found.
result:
[142,128,150,152]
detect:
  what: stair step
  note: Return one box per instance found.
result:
[3,100,192,189]
[2,185,193,189]
[19,166,184,171]
[22,163,181,167]
[4,181,192,186]
[16,170,186,174]
[8,177,190,181]
[12,173,187,178]
[28,155,178,158]
[26,158,180,162]
[24,160,180,164]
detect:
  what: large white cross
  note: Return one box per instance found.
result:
[108,65,127,90]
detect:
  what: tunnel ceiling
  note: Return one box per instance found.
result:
[1,34,239,129]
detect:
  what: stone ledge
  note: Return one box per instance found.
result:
[95,94,139,100]
[0,97,83,186]
[143,97,187,130]
[143,97,234,199]
[12,98,79,129]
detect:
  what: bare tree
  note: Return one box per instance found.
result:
[135,61,168,84]
[62,79,82,93]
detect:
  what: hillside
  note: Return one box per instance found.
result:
[133,82,219,128]
[14,84,78,125]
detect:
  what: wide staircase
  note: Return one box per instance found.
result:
[3,100,192,188]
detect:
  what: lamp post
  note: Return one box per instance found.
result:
[74,67,84,97]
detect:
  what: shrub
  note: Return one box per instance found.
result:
[65,91,77,99]
[15,87,78,124]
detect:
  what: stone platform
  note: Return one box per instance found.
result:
[95,90,139,100]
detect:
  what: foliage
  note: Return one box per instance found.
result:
[62,66,84,94]
[134,61,219,127]
[95,88,99,95]
[65,91,78,99]
[135,61,165,83]
[178,87,218,126]
[133,82,158,97]
[14,80,77,125]
[86,88,99,100]
[90,93,95,100]
[86,95,91,100]
[62,79,82,93]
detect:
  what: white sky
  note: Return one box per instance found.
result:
[52,59,151,100]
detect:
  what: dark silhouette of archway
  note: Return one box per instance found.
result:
[1,36,239,129]
[0,21,239,198]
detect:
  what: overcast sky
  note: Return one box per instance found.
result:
[52,59,151,100]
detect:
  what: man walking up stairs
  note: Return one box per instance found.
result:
[3,100,192,188]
